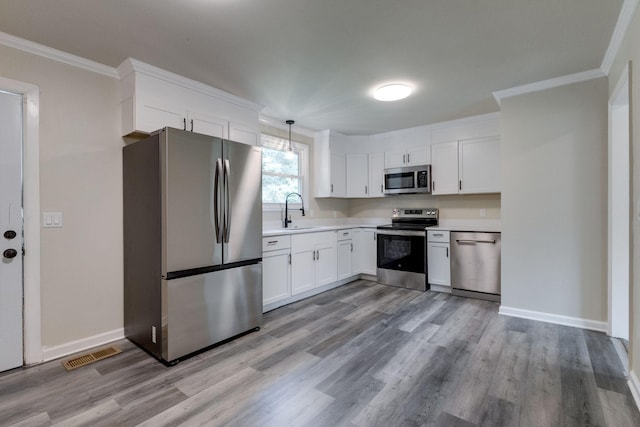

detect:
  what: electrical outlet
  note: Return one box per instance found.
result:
[480,209,486,217]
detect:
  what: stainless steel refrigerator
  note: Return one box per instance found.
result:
[123,127,262,364]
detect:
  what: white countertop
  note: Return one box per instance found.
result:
[263,219,501,236]
[263,224,380,237]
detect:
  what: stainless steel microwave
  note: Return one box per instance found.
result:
[383,165,431,195]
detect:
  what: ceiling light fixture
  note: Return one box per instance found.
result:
[373,83,413,101]
[286,119,295,151]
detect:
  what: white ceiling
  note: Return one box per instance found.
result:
[0,0,624,135]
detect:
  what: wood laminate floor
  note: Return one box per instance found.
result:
[1,280,639,426]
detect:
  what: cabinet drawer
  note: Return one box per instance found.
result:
[427,230,450,243]
[337,229,354,241]
[262,236,291,252]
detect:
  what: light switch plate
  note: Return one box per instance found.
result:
[43,212,63,228]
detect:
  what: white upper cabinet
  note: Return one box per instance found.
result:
[117,58,260,144]
[229,122,260,146]
[431,137,501,195]
[188,110,228,138]
[330,153,347,197]
[368,152,385,198]
[458,136,501,194]
[346,153,369,198]
[315,130,347,198]
[384,146,430,168]
[431,141,459,195]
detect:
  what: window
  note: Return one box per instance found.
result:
[261,133,308,209]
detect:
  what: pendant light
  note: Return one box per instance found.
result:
[286,119,294,152]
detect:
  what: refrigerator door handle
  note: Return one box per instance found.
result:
[223,159,231,243]
[214,158,223,243]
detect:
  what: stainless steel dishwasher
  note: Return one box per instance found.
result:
[450,231,501,302]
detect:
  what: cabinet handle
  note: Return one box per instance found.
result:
[432,181,435,191]
[288,253,291,264]
[351,243,353,252]
[407,153,411,164]
[381,184,383,193]
[190,119,194,132]
[267,240,278,245]
[312,250,315,261]
[459,180,462,191]
[316,250,320,260]
[331,184,334,193]
[365,185,368,195]
[446,247,449,258]
[343,232,349,236]
[183,118,187,130]
[433,233,443,237]
[403,154,406,164]
[374,233,376,241]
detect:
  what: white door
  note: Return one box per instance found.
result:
[0,90,24,372]
[337,240,353,280]
[431,141,459,195]
[368,153,385,197]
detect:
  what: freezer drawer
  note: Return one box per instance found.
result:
[162,263,262,362]
[450,232,501,301]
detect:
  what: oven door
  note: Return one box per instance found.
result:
[376,229,426,274]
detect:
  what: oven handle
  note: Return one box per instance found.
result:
[376,229,426,237]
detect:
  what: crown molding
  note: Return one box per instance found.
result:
[492,69,605,105]
[0,31,118,79]
[258,115,318,138]
[118,58,262,112]
[601,0,639,75]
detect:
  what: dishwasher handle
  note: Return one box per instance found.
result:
[456,239,496,244]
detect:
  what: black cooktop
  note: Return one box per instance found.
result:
[377,220,438,231]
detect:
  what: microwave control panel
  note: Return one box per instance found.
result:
[417,171,429,188]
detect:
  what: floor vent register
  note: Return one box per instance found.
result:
[62,346,122,371]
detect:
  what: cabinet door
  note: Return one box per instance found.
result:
[407,146,430,165]
[291,248,315,295]
[138,100,185,133]
[427,242,450,286]
[330,153,346,197]
[346,154,369,198]
[263,249,290,305]
[458,136,501,194]
[361,229,377,275]
[431,141,459,195]
[229,122,260,146]
[314,243,338,287]
[384,149,407,168]
[368,153,385,198]
[337,240,353,280]
[188,111,227,138]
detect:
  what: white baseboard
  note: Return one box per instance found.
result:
[42,328,125,362]
[498,306,608,332]
[629,370,640,412]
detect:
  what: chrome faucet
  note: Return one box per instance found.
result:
[283,192,305,228]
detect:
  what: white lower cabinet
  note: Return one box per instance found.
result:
[427,230,450,289]
[357,228,377,276]
[291,231,337,295]
[337,229,355,280]
[262,236,291,307]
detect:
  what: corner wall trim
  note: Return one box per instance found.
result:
[492,69,605,106]
[41,328,125,363]
[601,0,640,75]
[629,370,640,412]
[498,306,608,332]
[0,31,118,79]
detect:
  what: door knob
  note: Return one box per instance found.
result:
[3,248,18,259]
[3,230,16,239]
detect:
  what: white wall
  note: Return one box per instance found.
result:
[500,78,608,323]
[0,45,124,349]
